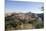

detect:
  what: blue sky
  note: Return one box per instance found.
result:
[5,0,44,13]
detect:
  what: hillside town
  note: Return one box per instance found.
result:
[5,12,44,30]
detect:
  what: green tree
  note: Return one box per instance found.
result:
[41,7,44,11]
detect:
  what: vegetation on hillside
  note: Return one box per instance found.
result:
[5,13,44,31]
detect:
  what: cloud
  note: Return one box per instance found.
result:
[31,10,43,14]
[5,8,43,14]
[5,8,29,13]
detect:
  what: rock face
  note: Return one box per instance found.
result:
[16,24,33,29]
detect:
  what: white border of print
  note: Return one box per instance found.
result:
[0,0,4,31]
[0,0,46,31]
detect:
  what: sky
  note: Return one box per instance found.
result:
[5,0,44,14]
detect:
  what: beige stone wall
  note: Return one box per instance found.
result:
[16,24,33,29]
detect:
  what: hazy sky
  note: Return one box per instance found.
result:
[5,0,44,13]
